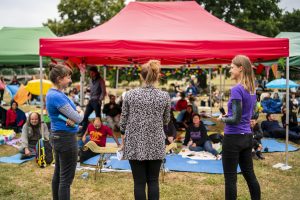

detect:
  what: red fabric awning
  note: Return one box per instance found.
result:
[40,1,289,65]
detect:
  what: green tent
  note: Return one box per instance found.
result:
[0,27,56,65]
[262,32,300,67]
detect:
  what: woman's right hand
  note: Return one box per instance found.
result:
[66,119,75,127]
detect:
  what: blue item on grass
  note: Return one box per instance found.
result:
[261,138,298,152]
[0,153,34,164]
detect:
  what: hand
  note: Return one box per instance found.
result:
[192,143,197,147]
[217,114,223,121]
[119,144,124,150]
[66,119,75,127]
[82,136,86,143]
[24,148,31,156]
[76,106,83,113]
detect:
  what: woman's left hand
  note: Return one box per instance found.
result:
[217,114,223,121]
[192,143,196,147]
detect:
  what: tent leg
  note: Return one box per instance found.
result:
[39,56,44,138]
[209,68,212,116]
[219,66,222,108]
[273,57,292,170]
[116,68,119,89]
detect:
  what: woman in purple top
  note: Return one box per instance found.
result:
[218,55,260,200]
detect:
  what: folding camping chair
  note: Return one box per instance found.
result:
[82,141,119,180]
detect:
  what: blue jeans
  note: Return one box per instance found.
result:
[51,132,78,200]
[188,140,218,156]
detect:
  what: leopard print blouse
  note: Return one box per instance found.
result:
[120,85,171,160]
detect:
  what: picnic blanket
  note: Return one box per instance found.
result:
[0,153,34,164]
[261,138,298,152]
[83,154,237,174]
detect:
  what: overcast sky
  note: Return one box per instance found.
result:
[0,0,299,27]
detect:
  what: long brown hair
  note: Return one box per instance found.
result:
[140,60,161,85]
[232,55,255,94]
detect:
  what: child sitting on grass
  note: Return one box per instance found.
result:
[80,117,120,162]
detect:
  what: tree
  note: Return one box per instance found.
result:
[195,0,282,37]
[280,9,300,32]
[44,0,124,36]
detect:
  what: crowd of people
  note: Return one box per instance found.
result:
[0,56,299,200]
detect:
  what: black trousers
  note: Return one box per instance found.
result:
[81,99,101,134]
[222,134,261,200]
[129,160,162,200]
[51,132,78,200]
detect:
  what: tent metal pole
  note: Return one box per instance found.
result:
[103,66,107,80]
[219,66,222,108]
[209,68,212,116]
[222,65,226,108]
[39,56,44,138]
[285,57,290,167]
[80,71,84,107]
[116,68,119,89]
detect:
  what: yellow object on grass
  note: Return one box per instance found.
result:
[0,129,14,135]
[24,79,53,95]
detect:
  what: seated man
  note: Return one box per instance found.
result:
[80,117,120,162]
[20,112,50,159]
[103,95,122,131]
[250,116,264,160]
[261,113,300,142]
[281,106,300,133]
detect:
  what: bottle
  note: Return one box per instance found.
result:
[81,172,89,179]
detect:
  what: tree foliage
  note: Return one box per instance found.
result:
[44,0,124,36]
[195,0,282,37]
[280,9,300,32]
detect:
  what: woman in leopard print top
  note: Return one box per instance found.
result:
[120,60,170,200]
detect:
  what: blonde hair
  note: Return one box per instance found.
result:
[140,60,161,85]
[232,55,255,94]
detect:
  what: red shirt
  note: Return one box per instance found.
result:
[175,99,188,111]
[6,109,17,127]
[87,123,113,147]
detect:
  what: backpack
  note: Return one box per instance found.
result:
[36,138,54,168]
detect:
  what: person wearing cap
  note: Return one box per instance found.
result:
[81,66,106,135]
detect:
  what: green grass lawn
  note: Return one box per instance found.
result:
[1,138,300,200]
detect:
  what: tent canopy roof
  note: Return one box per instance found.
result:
[276,32,300,57]
[0,27,56,65]
[40,1,289,65]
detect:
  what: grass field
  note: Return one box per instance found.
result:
[0,141,300,200]
[1,77,300,199]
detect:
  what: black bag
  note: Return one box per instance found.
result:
[36,138,54,168]
[209,133,224,144]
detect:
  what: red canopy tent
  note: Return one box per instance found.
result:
[39,1,289,65]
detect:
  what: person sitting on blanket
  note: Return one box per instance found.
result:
[80,117,120,162]
[261,113,300,142]
[20,112,50,159]
[281,106,300,133]
[250,116,265,160]
[6,100,26,133]
[182,114,221,160]
[177,105,194,130]
[103,94,122,131]
[175,92,188,111]
[164,109,177,145]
